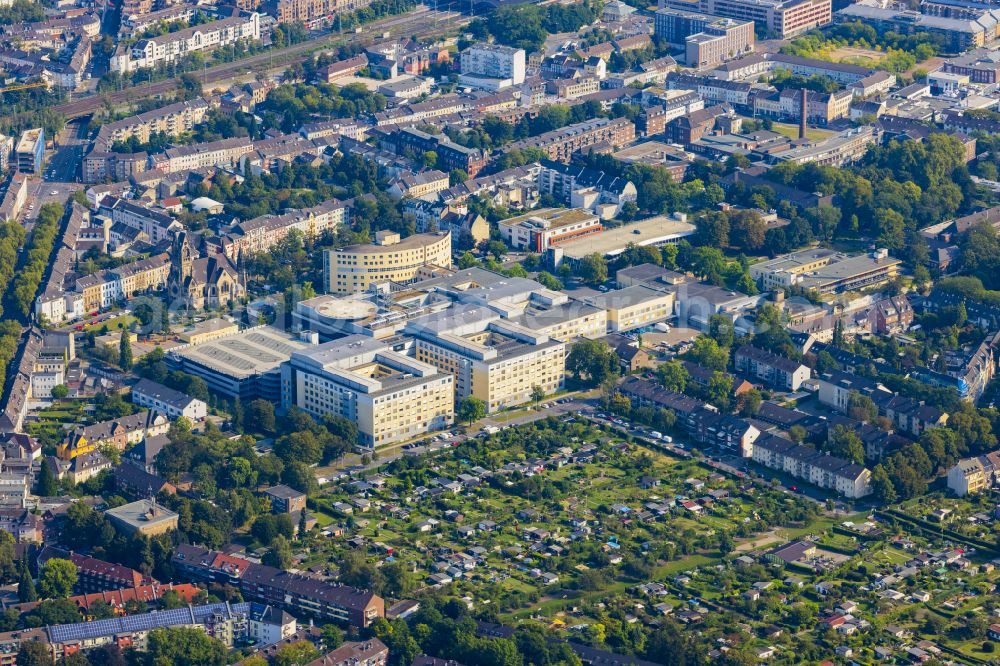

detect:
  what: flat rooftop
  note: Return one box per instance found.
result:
[170,327,311,380]
[584,285,673,310]
[502,207,599,231]
[558,216,695,260]
[105,499,178,530]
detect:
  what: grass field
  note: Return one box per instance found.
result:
[827,45,884,65]
[769,121,836,142]
[83,314,138,333]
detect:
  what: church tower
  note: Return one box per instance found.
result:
[168,232,194,302]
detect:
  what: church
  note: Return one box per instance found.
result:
[168,232,245,310]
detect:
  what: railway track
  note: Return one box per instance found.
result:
[55,7,467,119]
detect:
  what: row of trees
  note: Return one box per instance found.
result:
[467,0,603,53]
[0,219,26,387]
[13,202,63,318]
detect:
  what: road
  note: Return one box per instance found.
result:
[54,7,468,119]
[314,394,596,480]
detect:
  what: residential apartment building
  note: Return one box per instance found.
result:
[38,548,149,592]
[815,369,949,438]
[153,137,254,173]
[75,253,171,311]
[404,306,566,412]
[504,118,636,162]
[110,13,261,73]
[498,208,602,252]
[15,128,43,174]
[281,335,454,447]
[132,378,207,421]
[947,451,1000,496]
[90,98,211,154]
[0,172,29,223]
[617,377,757,456]
[172,544,385,627]
[323,231,452,294]
[734,345,811,391]
[221,199,348,260]
[100,198,182,244]
[59,410,170,460]
[546,76,602,98]
[660,0,832,38]
[749,248,901,293]
[263,485,307,514]
[460,43,526,89]
[536,161,638,219]
[275,0,372,29]
[388,127,487,178]
[0,134,13,174]
[752,434,872,498]
[871,295,913,334]
[655,8,755,68]
[11,601,295,661]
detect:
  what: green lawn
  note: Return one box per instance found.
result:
[769,121,836,142]
[84,314,138,333]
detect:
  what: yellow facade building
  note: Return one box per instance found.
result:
[324,231,452,294]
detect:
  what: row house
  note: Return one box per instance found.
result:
[220,198,348,260]
[101,198,182,244]
[734,345,811,391]
[504,118,636,163]
[154,137,254,173]
[172,544,384,627]
[74,253,170,311]
[111,13,260,73]
[387,127,488,178]
[752,434,872,498]
[58,410,169,460]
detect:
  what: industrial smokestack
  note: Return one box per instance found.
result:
[800,88,808,140]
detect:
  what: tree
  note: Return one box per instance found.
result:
[535,271,563,290]
[737,388,762,417]
[656,361,688,392]
[18,557,36,602]
[566,339,618,387]
[36,459,57,497]
[88,600,116,620]
[871,464,897,503]
[38,559,77,599]
[263,535,293,570]
[828,425,865,464]
[577,253,608,286]
[16,641,52,666]
[146,627,226,666]
[244,399,276,434]
[456,397,487,425]
[251,514,295,545]
[684,337,729,372]
[50,384,68,400]
[530,385,546,404]
[118,332,133,371]
[274,641,321,666]
[708,314,734,348]
[847,391,878,424]
[321,624,344,651]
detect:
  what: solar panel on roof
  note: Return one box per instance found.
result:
[48,603,251,643]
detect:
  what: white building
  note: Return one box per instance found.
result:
[460,44,526,90]
[132,378,207,421]
[281,335,454,448]
[111,13,261,73]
